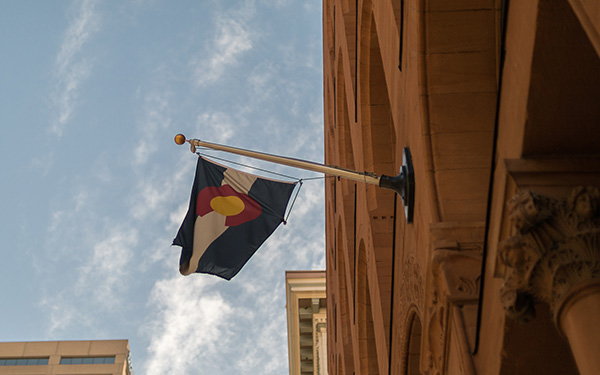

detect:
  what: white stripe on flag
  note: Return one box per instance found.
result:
[222,168,257,194]
[183,211,227,275]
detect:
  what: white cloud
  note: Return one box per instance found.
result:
[42,294,91,334]
[30,151,56,175]
[247,62,277,102]
[40,173,141,329]
[168,202,189,233]
[192,16,253,86]
[233,311,288,373]
[76,227,138,305]
[129,157,190,222]
[143,276,234,375]
[51,0,100,136]
[92,152,114,183]
[41,223,139,334]
[40,221,139,334]
[195,111,236,144]
[133,90,173,166]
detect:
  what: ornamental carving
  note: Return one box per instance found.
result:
[400,255,425,317]
[425,249,482,375]
[394,255,424,374]
[499,186,600,323]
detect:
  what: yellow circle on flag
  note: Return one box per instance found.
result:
[210,196,245,216]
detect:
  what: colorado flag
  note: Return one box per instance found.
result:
[173,156,296,280]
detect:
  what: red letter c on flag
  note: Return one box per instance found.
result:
[197,185,262,226]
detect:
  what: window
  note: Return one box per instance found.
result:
[0,357,49,366]
[60,356,115,365]
[96,356,115,364]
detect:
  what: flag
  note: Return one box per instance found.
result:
[173,156,296,280]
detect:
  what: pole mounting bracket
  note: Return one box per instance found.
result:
[378,147,415,223]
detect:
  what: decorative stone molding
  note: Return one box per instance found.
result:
[499,186,600,323]
[394,255,424,374]
[313,317,328,375]
[432,250,482,302]
[425,249,482,375]
[399,255,425,324]
[423,222,484,375]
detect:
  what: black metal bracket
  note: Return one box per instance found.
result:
[378,147,415,223]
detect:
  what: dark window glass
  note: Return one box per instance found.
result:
[26,358,38,365]
[5,359,16,365]
[0,359,5,365]
[38,358,49,365]
[60,356,115,365]
[16,359,27,365]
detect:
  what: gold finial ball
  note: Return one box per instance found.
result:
[174,134,186,145]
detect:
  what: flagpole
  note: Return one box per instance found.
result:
[174,134,414,222]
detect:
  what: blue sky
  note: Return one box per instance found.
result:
[0,1,324,373]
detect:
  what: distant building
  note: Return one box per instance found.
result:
[286,271,328,375]
[324,0,600,375]
[0,339,132,375]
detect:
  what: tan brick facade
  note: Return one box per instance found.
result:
[324,0,600,374]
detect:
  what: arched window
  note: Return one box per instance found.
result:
[357,241,379,374]
[404,313,422,375]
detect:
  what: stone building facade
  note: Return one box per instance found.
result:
[0,340,132,375]
[323,0,600,375]
[286,271,328,375]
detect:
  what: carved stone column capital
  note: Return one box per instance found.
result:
[499,186,600,324]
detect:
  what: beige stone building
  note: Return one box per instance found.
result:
[286,271,328,375]
[0,340,132,375]
[323,0,600,375]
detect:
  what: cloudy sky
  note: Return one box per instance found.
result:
[0,1,324,374]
